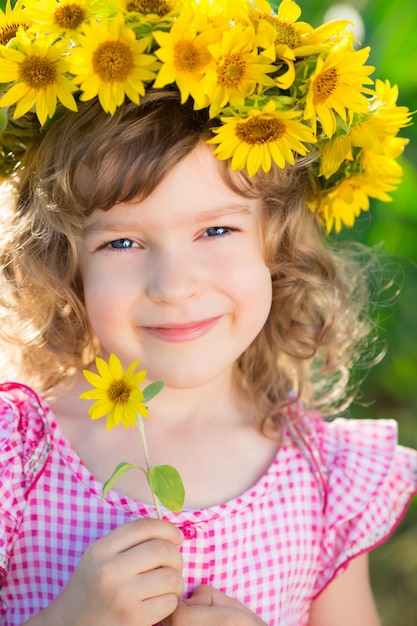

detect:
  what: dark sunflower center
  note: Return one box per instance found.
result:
[108,380,131,403]
[173,41,200,72]
[19,55,57,89]
[313,67,339,104]
[0,21,29,45]
[236,117,286,144]
[92,41,134,81]
[217,54,246,88]
[267,16,302,48]
[249,11,302,48]
[126,0,171,16]
[54,3,85,29]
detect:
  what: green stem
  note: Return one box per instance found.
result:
[136,414,162,520]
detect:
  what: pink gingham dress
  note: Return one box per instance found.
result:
[1,382,417,625]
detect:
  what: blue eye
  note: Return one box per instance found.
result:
[204,227,231,237]
[109,239,135,248]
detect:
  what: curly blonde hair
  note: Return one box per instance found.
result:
[0,90,378,428]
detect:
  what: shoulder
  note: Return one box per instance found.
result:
[298,411,417,495]
[314,415,416,505]
[288,409,417,596]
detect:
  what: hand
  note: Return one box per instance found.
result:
[38,518,184,626]
[161,585,268,626]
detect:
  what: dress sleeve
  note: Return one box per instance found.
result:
[311,416,417,596]
[0,383,50,584]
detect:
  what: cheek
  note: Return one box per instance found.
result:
[230,259,273,323]
[81,273,125,335]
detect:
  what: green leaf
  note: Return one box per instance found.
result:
[149,465,185,513]
[102,461,145,498]
[143,380,164,403]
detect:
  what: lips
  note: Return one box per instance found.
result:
[142,316,222,342]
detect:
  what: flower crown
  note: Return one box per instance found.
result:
[0,0,412,232]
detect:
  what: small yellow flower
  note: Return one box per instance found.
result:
[153,6,216,107]
[249,0,312,52]
[304,34,374,138]
[208,100,316,176]
[247,0,351,89]
[24,0,104,39]
[201,23,276,117]
[350,79,412,154]
[312,173,394,234]
[0,28,77,125]
[0,0,31,46]
[80,353,149,430]
[71,12,158,114]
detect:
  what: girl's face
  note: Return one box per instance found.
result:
[79,144,272,390]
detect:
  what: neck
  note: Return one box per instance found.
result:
[142,369,257,432]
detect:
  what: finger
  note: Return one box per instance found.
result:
[163,604,238,625]
[94,518,184,555]
[185,585,243,609]
[134,566,184,601]
[166,603,266,626]
[114,538,183,576]
[141,592,180,626]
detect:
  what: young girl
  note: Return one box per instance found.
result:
[0,1,416,625]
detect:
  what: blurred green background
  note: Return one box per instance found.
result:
[297,1,417,624]
[1,0,416,623]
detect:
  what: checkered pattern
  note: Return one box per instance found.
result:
[1,382,416,625]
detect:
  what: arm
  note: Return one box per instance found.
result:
[308,553,381,626]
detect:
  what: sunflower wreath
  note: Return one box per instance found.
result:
[0,0,412,232]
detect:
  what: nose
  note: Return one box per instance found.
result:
[146,246,199,304]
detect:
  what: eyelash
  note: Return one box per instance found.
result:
[102,227,235,250]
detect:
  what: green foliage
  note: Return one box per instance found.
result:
[102,461,146,498]
[299,1,417,624]
[149,465,186,513]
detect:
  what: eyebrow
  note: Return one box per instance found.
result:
[83,203,253,235]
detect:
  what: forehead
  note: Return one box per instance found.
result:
[83,145,259,231]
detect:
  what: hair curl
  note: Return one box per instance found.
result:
[0,90,380,430]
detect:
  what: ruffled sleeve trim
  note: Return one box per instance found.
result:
[0,382,50,583]
[296,415,417,597]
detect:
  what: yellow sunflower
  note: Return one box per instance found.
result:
[0,0,31,46]
[208,100,316,176]
[24,0,104,39]
[312,173,393,234]
[80,353,149,430]
[246,0,351,89]
[153,6,216,107]
[0,28,77,125]
[201,23,276,118]
[70,13,158,114]
[350,79,412,154]
[304,34,374,138]
[249,0,312,54]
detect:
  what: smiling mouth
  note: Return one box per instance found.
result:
[142,316,222,342]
